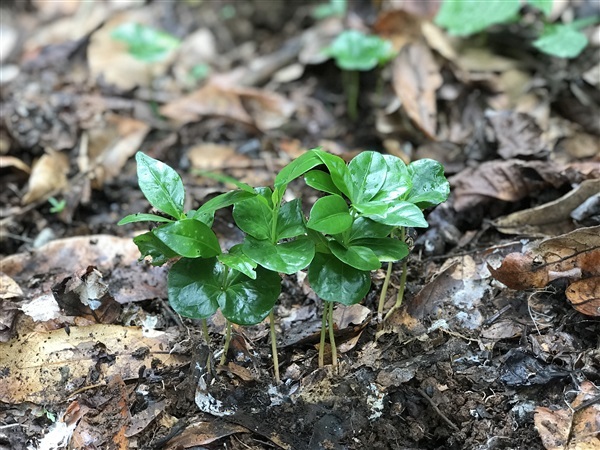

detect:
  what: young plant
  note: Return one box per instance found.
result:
[324,30,395,120]
[435,0,599,58]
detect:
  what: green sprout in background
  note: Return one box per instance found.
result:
[48,197,66,214]
[435,0,599,58]
[325,30,395,120]
[312,0,347,20]
[111,22,180,62]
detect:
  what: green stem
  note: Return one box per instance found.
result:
[384,256,408,322]
[377,262,393,321]
[318,302,328,368]
[328,301,338,370]
[344,70,359,121]
[220,320,231,366]
[269,309,280,383]
[201,318,211,373]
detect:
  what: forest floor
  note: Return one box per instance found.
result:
[1,1,599,449]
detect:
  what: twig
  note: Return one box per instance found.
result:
[417,388,459,432]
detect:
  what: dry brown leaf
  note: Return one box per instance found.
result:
[487,110,548,159]
[493,179,600,237]
[160,81,294,132]
[392,41,442,139]
[0,324,187,403]
[165,420,248,449]
[22,150,69,205]
[566,276,600,316]
[488,225,600,290]
[373,10,423,52]
[0,273,22,299]
[0,156,30,174]
[450,159,567,212]
[534,407,572,450]
[188,143,251,171]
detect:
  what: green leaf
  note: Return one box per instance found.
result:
[372,155,412,202]
[305,170,342,195]
[167,257,222,319]
[307,195,353,234]
[218,245,257,280]
[118,213,174,225]
[434,0,521,36]
[168,258,281,325]
[196,190,256,217]
[233,195,273,240]
[133,231,178,266]
[355,201,428,228]
[312,0,347,19]
[347,217,394,241]
[406,159,450,208]
[135,152,185,219]
[111,22,180,62]
[275,150,323,188]
[193,171,255,194]
[325,30,395,71]
[153,219,221,258]
[329,241,380,271]
[220,266,281,325]
[313,149,352,197]
[242,236,315,274]
[351,238,409,262]
[533,24,589,58]
[276,199,307,240]
[308,253,371,305]
[189,209,215,227]
[347,151,388,203]
[527,0,553,16]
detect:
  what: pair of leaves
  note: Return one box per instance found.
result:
[168,257,280,325]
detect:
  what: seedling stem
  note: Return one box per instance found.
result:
[201,318,211,373]
[318,304,328,367]
[328,302,338,370]
[269,309,280,383]
[220,320,232,366]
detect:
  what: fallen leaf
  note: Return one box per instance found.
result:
[0,273,22,299]
[487,110,548,159]
[392,41,442,139]
[488,225,600,290]
[493,179,600,237]
[450,159,567,211]
[0,324,187,404]
[373,10,423,52]
[22,150,69,205]
[0,156,30,174]
[165,420,248,449]
[566,276,600,316]
[187,143,251,171]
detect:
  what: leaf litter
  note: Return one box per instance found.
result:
[0,1,599,449]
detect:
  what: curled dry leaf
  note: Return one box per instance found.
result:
[22,150,69,205]
[493,179,600,237]
[486,110,548,159]
[392,40,442,139]
[566,276,600,316]
[488,225,600,290]
[450,159,567,212]
[160,81,295,132]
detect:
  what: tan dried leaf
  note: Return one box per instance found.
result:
[22,150,69,205]
[566,276,600,316]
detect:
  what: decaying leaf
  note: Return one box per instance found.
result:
[493,179,600,237]
[450,159,567,211]
[487,110,548,159]
[0,324,187,404]
[488,225,600,290]
[187,143,251,171]
[566,276,600,316]
[0,273,22,299]
[392,41,442,139]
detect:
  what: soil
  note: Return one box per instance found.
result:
[1,2,599,450]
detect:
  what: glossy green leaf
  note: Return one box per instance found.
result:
[372,155,412,202]
[434,0,521,36]
[242,236,315,274]
[118,213,174,225]
[276,199,306,240]
[533,24,589,58]
[325,30,395,71]
[111,22,180,62]
[196,190,256,217]
[406,159,450,209]
[313,149,351,197]
[329,241,380,271]
[275,150,323,187]
[347,151,387,203]
[135,152,185,219]
[167,257,222,319]
[347,217,394,241]
[233,195,273,240]
[189,209,214,227]
[308,253,371,305]
[220,266,281,325]
[351,238,409,262]
[355,201,428,228]
[307,195,353,234]
[153,219,221,258]
[193,171,255,193]
[133,231,178,266]
[218,245,257,280]
[305,170,342,195]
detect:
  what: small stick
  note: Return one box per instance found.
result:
[417,388,459,432]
